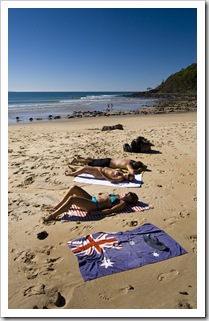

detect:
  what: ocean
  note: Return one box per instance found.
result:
[8,91,157,124]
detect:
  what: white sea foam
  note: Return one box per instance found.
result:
[8,92,157,124]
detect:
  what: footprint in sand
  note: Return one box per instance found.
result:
[157,269,180,281]
[41,204,55,212]
[24,284,45,297]
[129,220,138,227]
[69,226,80,232]
[178,299,194,309]
[14,249,36,264]
[163,216,177,225]
[179,210,190,219]
[190,181,196,187]
[47,289,66,307]
[14,247,61,279]
[23,256,62,279]
[99,284,134,301]
[17,175,36,187]
[123,218,147,228]
[163,210,190,226]
[99,293,111,301]
[24,279,66,308]
[118,284,134,295]
[38,245,54,255]
[189,235,197,253]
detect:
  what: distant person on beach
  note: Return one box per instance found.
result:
[70,156,147,174]
[43,185,138,222]
[107,103,113,112]
[65,165,135,183]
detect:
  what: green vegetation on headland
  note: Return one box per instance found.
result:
[128,63,197,98]
[12,63,197,123]
[124,63,197,115]
[155,63,197,94]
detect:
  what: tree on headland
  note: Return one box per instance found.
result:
[155,63,197,94]
[131,63,197,97]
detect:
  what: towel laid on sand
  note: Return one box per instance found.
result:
[73,173,143,187]
[61,199,149,222]
[67,223,187,281]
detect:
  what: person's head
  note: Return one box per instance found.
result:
[132,161,147,170]
[132,161,147,173]
[121,192,138,204]
[123,173,135,182]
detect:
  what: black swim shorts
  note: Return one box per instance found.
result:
[88,158,111,167]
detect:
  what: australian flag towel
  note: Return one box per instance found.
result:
[67,223,187,281]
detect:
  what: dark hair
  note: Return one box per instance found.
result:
[127,173,135,182]
[128,192,138,204]
[132,161,144,169]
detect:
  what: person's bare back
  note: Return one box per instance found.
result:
[69,157,145,175]
[109,158,144,174]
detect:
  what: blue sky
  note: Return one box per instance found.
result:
[8,8,197,92]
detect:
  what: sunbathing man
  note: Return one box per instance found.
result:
[65,165,135,183]
[70,156,146,174]
[43,185,138,222]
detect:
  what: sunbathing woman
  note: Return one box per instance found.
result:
[43,185,138,222]
[70,156,147,174]
[65,165,135,183]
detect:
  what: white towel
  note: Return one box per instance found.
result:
[73,173,142,188]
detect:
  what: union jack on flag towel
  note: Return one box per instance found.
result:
[67,223,187,281]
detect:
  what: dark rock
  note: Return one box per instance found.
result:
[37,231,48,240]
[102,124,124,131]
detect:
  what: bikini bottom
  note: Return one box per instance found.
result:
[91,196,100,210]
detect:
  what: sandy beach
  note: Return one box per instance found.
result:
[7,111,197,314]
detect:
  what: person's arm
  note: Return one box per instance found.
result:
[126,161,143,174]
[91,200,126,215]
[126,163,135,175]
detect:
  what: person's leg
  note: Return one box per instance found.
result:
[65,165,86,177]
[70,156,93,165]
[44,195,97,221]
[53,185,92,210]
[65,165,103,179]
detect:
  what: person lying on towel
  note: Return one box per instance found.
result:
[65,165,135,183]
[70,156,147,174]
[43,185,138,222]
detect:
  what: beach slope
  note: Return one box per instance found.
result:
[7,112,197,311]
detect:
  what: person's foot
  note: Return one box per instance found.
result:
[69,158,78,165]
[65,169,74,176]
[42,213,56,223]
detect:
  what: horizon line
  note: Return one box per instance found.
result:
[8,90,139,93]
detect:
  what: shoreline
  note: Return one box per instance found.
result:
[9,96,197,125]
[8,110,197,128]
[7,111,197,312]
